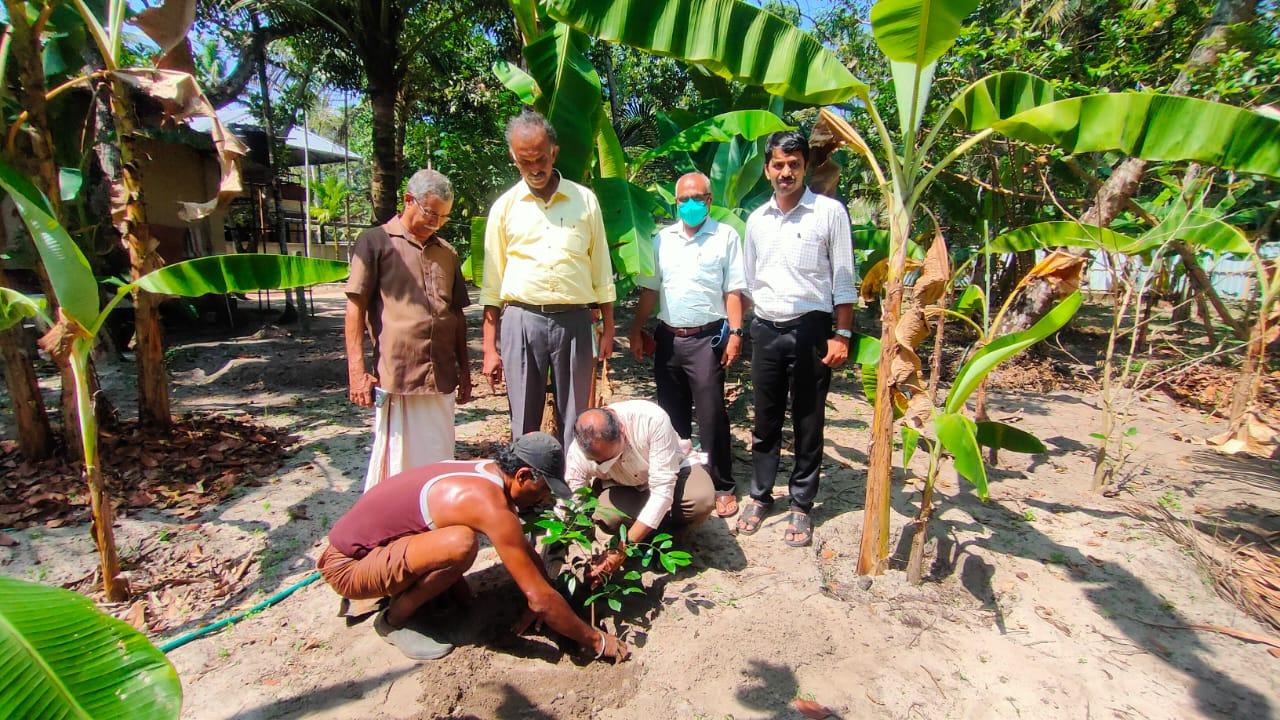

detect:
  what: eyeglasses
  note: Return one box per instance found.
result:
[413,196,450,227]
[676,193,711,203]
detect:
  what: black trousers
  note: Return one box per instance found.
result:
[749,312,832,511]
[653,324,735,493]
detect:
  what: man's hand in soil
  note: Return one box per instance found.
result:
[588,547,626,587]
[349,372,379,407]
[596,631,631,662]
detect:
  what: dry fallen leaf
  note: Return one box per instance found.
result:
[0,530,17,547]
[793,698,836,719]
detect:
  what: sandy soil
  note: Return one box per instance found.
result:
[2,284,1278,720]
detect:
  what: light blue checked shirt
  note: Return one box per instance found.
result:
[637,218,747,328]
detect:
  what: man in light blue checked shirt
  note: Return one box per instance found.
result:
[629,172,747,519]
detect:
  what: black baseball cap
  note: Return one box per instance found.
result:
[510,432,570,499]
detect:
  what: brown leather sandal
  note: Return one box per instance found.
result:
[736,500,768,534]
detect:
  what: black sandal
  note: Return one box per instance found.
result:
[784,510,812,547]
[736,500,768,535]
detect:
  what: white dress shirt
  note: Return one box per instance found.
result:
[564,400,686,529]
[744,189,857,322]
[636,218,747,328]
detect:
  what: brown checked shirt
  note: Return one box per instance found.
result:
[346,217,470,395]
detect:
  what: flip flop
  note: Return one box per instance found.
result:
[784,510,812,547]
[715,492,739,518]
[736,500,768,535]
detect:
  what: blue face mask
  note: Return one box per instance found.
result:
[677,198,709,227]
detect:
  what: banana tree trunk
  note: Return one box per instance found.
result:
[0,264,53,460]
[3,0,87,455]
[1226,266,1277,428]
[905,444,943,585]
[857,197,910,575]
[69,349,128,602]
[105,80,171,427]
[1172,241,1248,341]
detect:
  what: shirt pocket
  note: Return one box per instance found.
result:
[794,222,829,276]
[555,217,591,257]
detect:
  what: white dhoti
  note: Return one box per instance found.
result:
[363,391,456,492]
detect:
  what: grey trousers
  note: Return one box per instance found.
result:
[499,305,594,452]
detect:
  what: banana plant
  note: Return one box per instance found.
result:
[545,0,1280,575]
[0,575,181,719]
[903,291,1082,583]
[486,3,801,291]
[0,160,348,602]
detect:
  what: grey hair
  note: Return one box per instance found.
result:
[505,109,558,147]
[405,168,453,203]
[676,172,712,195]
[573,408,621,454]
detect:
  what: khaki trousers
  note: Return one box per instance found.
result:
[595,464,716,535]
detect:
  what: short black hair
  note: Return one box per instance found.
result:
[765,130,809,164]
[496,446,536,479]
[573,408,621,454]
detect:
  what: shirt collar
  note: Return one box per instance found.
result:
[765,188,816,217]
[517,171,571,205]
[384,215,443,249]
[665,217,720,241]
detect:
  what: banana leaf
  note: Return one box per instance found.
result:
[943,71,1056,132]
[493,59,540,104]
[0,159,99,325]
[0,288,50,331]
[945,291,1083,414]
[975,420,1046,454]
[902,425,921,466]
[523,23,603,182]
[545,0,866,104]
[993,94,1280,179]
[985,222,1148,255]
[871,0,980,134]
[467,217,487,286]
[0,576,182,719]
[632,110,793,173]
[709,205,746,240]
[595,177,660,277]
[934,411,988,499]
[133,255,349,296]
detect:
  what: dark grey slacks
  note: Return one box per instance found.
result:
[499,305,593,452]
[653,325,735,493]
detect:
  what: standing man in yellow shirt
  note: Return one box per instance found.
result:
[480,110,616,452]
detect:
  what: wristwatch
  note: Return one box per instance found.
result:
[834,328,853,340]
[728,327,745,337]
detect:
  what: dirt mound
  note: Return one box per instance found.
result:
[0,413,295,529]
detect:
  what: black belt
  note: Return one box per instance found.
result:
[660,320,722,338]
[507,301,590,314]
[753,311,831,331]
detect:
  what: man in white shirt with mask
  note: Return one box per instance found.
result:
[563,400,715,581]
[629,172,746,520]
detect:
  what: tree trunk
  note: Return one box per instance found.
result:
[251,13,296,321]
[103,79,171,427]
[0,264,54,460]
[857,199,909,576]
[4,0,83,455]
[369,82,401,223]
